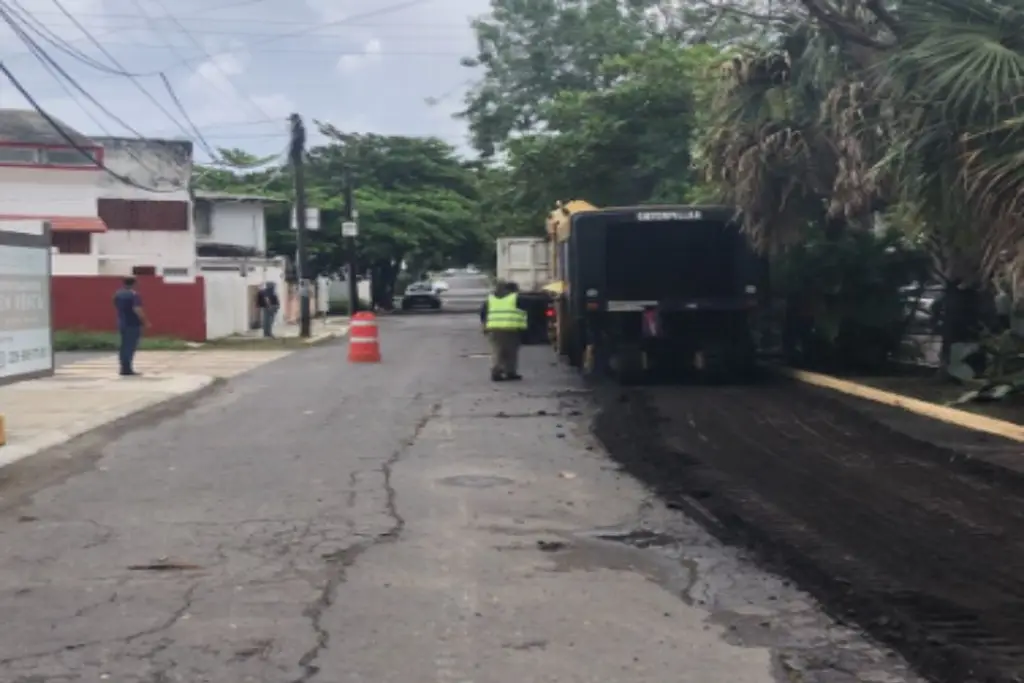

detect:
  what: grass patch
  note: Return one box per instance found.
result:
[54,330,190,352]
[200,336,311,350]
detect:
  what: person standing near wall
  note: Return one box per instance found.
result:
[113,277,148,377]
[256,282,280,338]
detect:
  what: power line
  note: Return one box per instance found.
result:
[4,0,132,74]
[33,0,222,159]
[15,23,472,38]
[48,44,466,55]
[0,5,151,139]
[0,8,191,187]
[138,0,279,123]
[155,0,435,72]
[7,0,436,73]
[20,14,466,27]
[1,0,283,65]
[4,0,266,159]
[0,61,179,194]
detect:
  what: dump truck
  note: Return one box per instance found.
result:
[494,236,554,344]
[546,201,764,382]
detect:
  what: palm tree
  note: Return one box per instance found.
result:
[702,0,1024,368]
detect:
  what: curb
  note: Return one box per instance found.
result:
[779,367,1024,443]
[0,376,218,472]
[304,325,350,346]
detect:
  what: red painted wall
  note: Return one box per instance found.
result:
[52,275,207,341]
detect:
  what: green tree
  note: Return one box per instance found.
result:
[699,0,1024,369]
[509,43,716,213]
[194,130,489,308]
[460,0,662,157]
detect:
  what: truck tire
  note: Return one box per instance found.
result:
[566,328,584,367]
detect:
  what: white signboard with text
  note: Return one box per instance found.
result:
[290,207,321,231]
[0,243,52,380]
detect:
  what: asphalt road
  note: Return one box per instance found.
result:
[0,315,919,682]
[595,379,1024,683]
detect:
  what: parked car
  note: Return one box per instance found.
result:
[401,281,442,310]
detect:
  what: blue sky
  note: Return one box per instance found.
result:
[0,0,487,163]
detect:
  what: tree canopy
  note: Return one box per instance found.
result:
[193,126,489,306]
[197,0,1024,372]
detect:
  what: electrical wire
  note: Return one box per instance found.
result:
[19,0,223,159]
[0,60,178,193]
[58,45,465,56]
[0,7,152,140]
[170,0,434,66]
[9,0,436,73]
[4,0,132,74]
[134,0,279,123]
[24,14,463,27]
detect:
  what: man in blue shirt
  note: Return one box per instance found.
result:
[113,277,148,376]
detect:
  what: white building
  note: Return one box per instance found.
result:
[0,110,107,275]
[193,192,290,337]
[193,191,275,254]
[93,136,195,278]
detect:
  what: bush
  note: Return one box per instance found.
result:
[775,231,930,372]
[54,330,190,352]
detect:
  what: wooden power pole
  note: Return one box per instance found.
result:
[342,165,359,313]
[289,113,311,338]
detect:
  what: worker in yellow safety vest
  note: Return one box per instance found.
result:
[480,280,528,381]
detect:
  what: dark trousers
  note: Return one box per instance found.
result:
[488,330,521,375]
[261,306,278,337]
[119,325,141,374]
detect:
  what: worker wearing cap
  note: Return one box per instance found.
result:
[480,280,528,381]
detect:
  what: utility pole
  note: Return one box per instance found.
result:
[342,164,359,313]
[290,113,311,338]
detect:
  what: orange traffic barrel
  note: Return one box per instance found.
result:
[348,311,382,363]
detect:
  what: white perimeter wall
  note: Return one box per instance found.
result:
[202,261,285,339]
[327,277,371,304]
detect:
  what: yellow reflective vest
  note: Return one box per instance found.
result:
[485,293,528,331]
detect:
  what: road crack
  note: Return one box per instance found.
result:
[291,399,441,683]
[0,582,198,667]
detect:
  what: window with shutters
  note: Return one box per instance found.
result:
[52,231,91,254]
[194,202,212,237]
[98,199,134,231]
[97,199,188,231]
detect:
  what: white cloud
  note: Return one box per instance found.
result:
[184,50,294,128]
[304,0,349,24]
[0,0,487,160]
[337,38,382,73]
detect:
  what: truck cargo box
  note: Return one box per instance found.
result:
[569,206,758,311]
[496,237,550,292]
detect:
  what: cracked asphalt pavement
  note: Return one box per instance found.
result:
[0,314,921,682]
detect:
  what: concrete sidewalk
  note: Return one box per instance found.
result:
[0,373,212,469]
[0,349,293,470]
